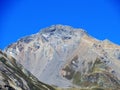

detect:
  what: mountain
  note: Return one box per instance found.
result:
[5,25,120,90]
[0,50,55,90]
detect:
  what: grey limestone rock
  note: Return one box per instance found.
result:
[5,25,120,89]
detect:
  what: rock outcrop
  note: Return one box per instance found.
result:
[0,50,54,90]
[5,25,120,89]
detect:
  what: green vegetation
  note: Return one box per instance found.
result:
[73,71,81,85]
[63,65,75,80]
[71,57,120,89]
[91,87,104,90]
[91,58,104,73]
[56,87,106,90]
[0,55,55,90]
[1,52,120,90]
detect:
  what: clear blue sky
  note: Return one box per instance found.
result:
[0,0,120,49]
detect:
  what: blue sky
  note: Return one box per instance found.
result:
[0,0,120,49]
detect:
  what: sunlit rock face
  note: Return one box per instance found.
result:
[0,50,55,90]
[5,25,120,89]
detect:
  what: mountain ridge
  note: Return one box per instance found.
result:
[4,25,120,89]
[0,49,55,90]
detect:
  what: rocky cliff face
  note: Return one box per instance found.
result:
[5,25,120,89]
[0,50,55,90]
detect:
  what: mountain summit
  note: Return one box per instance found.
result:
[5,25,120,89]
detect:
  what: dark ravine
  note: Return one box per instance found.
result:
[2,25,120,90]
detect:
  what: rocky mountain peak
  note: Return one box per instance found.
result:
[4,25,120,89]
[5,25,86,57]
[41,24,84,33]
[39,25,86,42]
